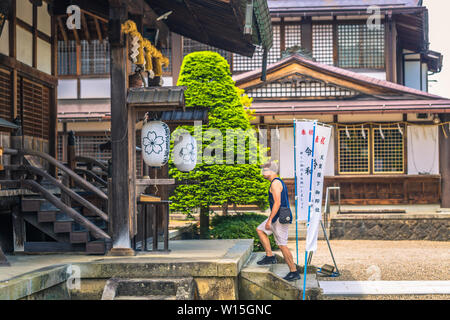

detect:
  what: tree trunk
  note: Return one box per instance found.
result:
[199,206,210,239]
[222,203,228,216]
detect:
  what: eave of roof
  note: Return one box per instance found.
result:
[233,54,443,100]
[250,99,450,115]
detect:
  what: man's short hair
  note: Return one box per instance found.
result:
[261,160,279,174]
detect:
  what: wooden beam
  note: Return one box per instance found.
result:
[73,25,80,45]
[108,0,134,252]
[183,0,209,44]
[440,114,450,208]
[33,3,38,68]
[0,248,9,266]
[94,17,103,42]
[9,0,16,58]
[57,16,68,43]
[81,12,91,43]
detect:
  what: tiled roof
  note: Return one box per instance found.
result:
[268,0,421,11]
[233,54,443,100]
[127,86,186,107]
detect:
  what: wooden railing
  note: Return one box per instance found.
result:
[2,148,111,241]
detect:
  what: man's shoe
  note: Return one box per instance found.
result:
[256,255,277,265]
[283,271,301,282]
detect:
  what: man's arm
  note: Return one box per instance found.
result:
[266,180,283,229]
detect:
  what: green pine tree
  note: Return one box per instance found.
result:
[169,51,270,238]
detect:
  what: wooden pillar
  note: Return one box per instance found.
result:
[301,17,312,54]
[171,33,183,84]
[11,205,25,253]
[385,15,397,83]
[108,0,135,255]
[439,114,450,208]
[0,247,9,266]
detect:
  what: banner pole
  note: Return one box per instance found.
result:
[303,120,317,300]
[294,120,299,265]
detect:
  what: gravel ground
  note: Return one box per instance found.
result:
[273,240,450,300]
[282,240,450,282]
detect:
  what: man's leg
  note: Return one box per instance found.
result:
[256,229,273,257]
[279,245,297,272]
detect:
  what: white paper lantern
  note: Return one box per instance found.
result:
[141,120,170,167]
[173,132,197,172]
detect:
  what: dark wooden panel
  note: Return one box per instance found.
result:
[24,242,82,253]
[70,231,89,243]
[54,220,73,233]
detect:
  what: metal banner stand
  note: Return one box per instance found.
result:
[294,120,340,301]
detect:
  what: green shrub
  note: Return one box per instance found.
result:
[210,213,278,252]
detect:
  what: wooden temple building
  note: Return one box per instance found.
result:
[0,0,273,260]
[56,0,450,211]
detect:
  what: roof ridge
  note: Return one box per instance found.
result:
[233,53,444,100]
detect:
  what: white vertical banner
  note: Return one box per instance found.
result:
[294,121,315,221]
[305,123,332,252]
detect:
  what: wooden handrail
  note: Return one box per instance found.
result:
[75,168,108,187]
[75,156,108,172]
[0,180,111,240]
[3,148,108,201]
[6,165,109,222]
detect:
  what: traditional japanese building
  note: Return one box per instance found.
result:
[61,0,450,209]
[0,0,273,257]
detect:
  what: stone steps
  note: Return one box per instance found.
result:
[239,252,322,300]
[101,277,197,300]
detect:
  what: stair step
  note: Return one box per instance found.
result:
[114,295,176,300]
[70,231,89,243]
[102,278,196,300]
[54,220,74,233]
[24,241,84,253]
[85,240,106,255]
[21,198,45,212]
[37,210,60,223]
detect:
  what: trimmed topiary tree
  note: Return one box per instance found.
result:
[169,51,270,238]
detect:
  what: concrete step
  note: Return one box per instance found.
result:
[114,295,177,300]
[239,253,322,300]
[101,278,197,300]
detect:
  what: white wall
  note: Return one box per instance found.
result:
[16,26,33,66]
[37,2,51,36]
[407,125,439,175]
[37,38,51,74]
[404,60,421,91]
[324,128,335,176]
[16,0,33,25]
[58,79,78,99]
[279,127,294,178]
[80,78,111,98]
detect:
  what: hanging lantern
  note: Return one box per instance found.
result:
[0,0,11,38]
[141,120,170,167]
[173,132,197,172]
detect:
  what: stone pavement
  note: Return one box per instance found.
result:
[319,281,450,296]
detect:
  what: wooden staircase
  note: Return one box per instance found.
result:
[1,148,112,255]
[21,195,109,254]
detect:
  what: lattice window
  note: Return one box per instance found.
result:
[57,134,63,162]
[75,134,111,162]
[312,24,334,65]
[233,25,281,72]
[161,32,172,74]
[338,24,385,69]
[19,78,50,140]
[0,68,12,127]
[372,126,404,173]
[58,40,77,75]
[338,127,370,174]
[183,37,232,65]
[246,78,358,99]
[81,40,110,75]
[285,24,302,49]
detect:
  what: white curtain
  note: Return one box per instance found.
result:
[407,125,439,175]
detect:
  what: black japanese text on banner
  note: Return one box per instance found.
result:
[305,123,332,252]
[295,121,315,222]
